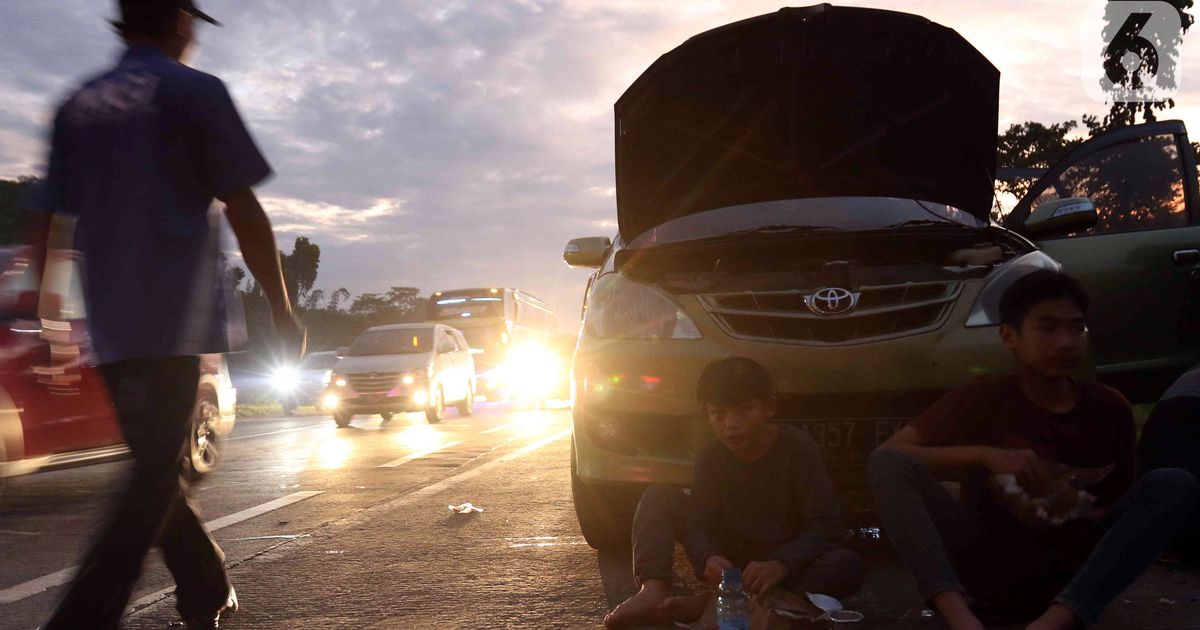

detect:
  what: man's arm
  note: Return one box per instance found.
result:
[222,187,305,357]
[881,423,1054,487]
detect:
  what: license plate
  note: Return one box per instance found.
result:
[791,419,905,467]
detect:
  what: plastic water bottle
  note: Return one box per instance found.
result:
[717,567,750,630]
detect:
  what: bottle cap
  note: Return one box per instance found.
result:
[721,567,743,589]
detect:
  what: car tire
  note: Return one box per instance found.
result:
[185,394,222,481]
[570,439,639,551]
[425,387,445,424]
[380,412,394,422]
[455,386,474,417]
[334,411,353,428]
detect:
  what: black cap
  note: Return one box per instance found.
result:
[115,0,222,34]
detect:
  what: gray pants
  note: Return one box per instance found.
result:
[631,484,865,598]
[869,447,1200,625]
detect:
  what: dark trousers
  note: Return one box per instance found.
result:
[1139,396,1200,562]
[869,447,1200,625]
[45,356,231,630]
[631,484,865,598]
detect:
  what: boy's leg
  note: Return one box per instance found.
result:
[868,448,979,601]
[606,484,693,628]
[1139,396,1200,562]
[783,548,866,599]
[1049,467,1200,626]
[630,484,692,584]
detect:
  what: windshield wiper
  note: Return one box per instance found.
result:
[726,224,842,237]
[885,219,973,230]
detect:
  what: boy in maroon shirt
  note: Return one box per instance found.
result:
[870,270,1198,629]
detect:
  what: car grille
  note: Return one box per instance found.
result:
[346,372,400,394]
[698,281,962,345]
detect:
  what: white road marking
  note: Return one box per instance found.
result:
[0,491,323,605]
[481,423,513,434]
[227,423,326,442]
[397,428,570,501]
[377,441,464,468]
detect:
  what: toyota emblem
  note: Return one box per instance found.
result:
[804,287,861,316]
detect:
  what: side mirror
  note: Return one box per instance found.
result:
[335,346,349,358]
[563,236,612,269]
[1024,197,1098,238]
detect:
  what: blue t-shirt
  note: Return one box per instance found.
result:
[39,45,271,363]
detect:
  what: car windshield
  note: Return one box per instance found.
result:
[628,197,986,248]
[429,296,504,320]
[348,329,434,356]
[461,326,504,350]
[300,353,338,370]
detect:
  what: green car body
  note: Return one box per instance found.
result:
[564,6,1200,550]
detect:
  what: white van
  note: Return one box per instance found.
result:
[325,323,475,426]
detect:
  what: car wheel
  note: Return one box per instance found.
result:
[425,387,445,424]
[570,438,639,551]
[185,395,222,481]
[380,412,394,422]
[334,411,353,428]
[455,386,474,417]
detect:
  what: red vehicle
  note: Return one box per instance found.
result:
[0,248,236,492]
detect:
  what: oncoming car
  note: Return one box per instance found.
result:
[563,6,1200,549]
[324,323,475,426]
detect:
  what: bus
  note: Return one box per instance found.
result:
[426,288,560,400]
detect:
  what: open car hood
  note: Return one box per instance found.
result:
[614,4,1000,242]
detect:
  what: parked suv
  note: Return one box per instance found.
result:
[563,6,1200,549]
[0,248,236,493]
[326,323,475,426]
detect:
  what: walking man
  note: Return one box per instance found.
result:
[35,1,303,628]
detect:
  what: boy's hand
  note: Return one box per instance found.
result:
[743,560,788,595]
[703,555,733,586]
[981,447,1055,493]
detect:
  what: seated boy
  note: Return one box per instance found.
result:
[605,357,864,629]
[870,269,1199,630]
[1139,364,1200,562]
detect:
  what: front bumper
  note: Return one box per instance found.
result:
[571,283,1016,509]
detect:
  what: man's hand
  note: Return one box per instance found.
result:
[703,555,733,586]
[743,560,788,596]
[272,308,307,362]
[981,447,1055,494]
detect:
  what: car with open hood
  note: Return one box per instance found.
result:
[563,5,1200,549]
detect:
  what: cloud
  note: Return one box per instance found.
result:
[2,0,1200,328]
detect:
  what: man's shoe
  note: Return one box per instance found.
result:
[183,588,238,630]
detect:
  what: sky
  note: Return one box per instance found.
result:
[2,0,1199,334]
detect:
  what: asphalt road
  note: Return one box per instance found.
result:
[1,403,1197,629]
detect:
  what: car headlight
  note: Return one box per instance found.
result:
[331,373,348,388]
[585,273,702,340]
[965,251,1061,327]
[271,366,300,392]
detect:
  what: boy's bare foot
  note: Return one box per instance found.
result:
[660,593,711,623]
[1026,604,1080,630]
[604,580,671,629]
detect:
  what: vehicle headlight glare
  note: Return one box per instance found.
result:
[272,366,300,392]
[585,273,702,340]
[402,375,415,385]
[322,393,341,410]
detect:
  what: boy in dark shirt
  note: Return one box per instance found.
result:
[604,357,864,628]
[870,270,1199,630]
